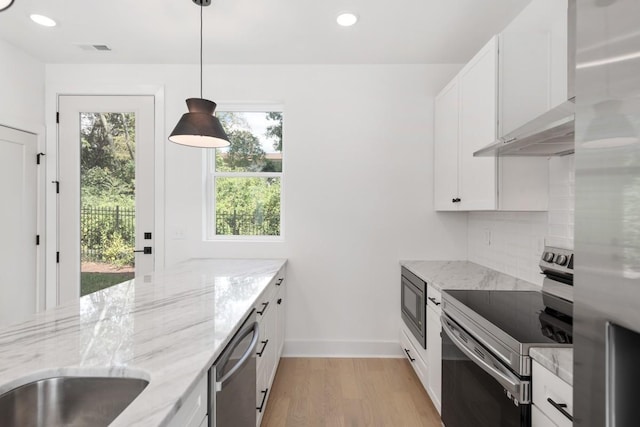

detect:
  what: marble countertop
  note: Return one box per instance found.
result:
[400,260,540,292]
[0,258,286,427]
[530,347,573,386]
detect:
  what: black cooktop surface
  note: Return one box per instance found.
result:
[443,290,573,345]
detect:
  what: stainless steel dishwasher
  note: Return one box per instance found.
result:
[210,310,259,427]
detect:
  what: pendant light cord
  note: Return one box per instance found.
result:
[200,1,203,99]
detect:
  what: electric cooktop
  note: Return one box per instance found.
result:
[443,289,573,346]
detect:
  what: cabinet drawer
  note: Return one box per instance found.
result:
[532,361,572,427]
[400,328,428,391]
[167,374,207,427]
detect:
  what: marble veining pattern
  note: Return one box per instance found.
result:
[530,347,573,386]
[0,258,286,427]
[400,260,540,292]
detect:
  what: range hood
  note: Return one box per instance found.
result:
[474,98,575,157]
[475,0,576,157]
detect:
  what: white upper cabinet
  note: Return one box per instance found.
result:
[434,36,498,211]
[434,0,569,211]
[434,79,460,211]
[499,0,568,136]
[458,37,498,211]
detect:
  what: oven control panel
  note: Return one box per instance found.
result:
[539,246,574,278]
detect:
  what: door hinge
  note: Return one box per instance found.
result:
[36,152,45,164]
[52,180,59,193]
[56,252,60,263]
[56,112,59,124]
[36,235,40,246]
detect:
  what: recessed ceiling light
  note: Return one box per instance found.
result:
[0,0,15,12]
[30,14,57,27]
[336,12,358,27]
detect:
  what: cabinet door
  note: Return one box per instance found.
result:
[532,405,558,427]
[434,79,460,211]
[167,374,207,427]
[499,0,568,135]
[458,36,498,210]
[426,305,442,413]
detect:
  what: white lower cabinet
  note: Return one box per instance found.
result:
[400,325,429,392]
[256,268,286,426]
[532,360,573,427]
[532,405,556,427]
[167,374,207,427]
[425,285,442,414]
[401,284,443,415]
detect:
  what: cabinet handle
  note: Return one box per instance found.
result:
[257,302,269,315]
[547,398,573,422]
[276,278,284,286]
[404,348,415,362]
[257,339,269,357]
[256,388,269,413]
[277,298,282,305]
[428,297,441,306]
[451,198,461,203]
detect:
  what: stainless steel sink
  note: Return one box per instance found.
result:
[0,376,149,427]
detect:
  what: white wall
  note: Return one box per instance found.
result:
[0,38,45,130]
[46,63,468,356]
[0,38,46,316]
[467,155,575,285]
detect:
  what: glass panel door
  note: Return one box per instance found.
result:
[79,112,136,296]
[58,96,155,303]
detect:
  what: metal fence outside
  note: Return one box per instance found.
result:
[216,211,280,236]
[81,206,135,263]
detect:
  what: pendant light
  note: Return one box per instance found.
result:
[169,0,230,148]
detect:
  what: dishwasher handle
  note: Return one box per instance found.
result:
[216,321,260,391]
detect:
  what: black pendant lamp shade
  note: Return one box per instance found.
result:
[169,98,229,148]
[169,0,230,148]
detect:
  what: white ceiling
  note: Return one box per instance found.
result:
[0,0,531,64]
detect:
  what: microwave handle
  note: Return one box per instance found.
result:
[441,314,529,404]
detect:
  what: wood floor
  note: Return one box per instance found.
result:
[261,358,442,427]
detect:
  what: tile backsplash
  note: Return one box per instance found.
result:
[467,155,575,286]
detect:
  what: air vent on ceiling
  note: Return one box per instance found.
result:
[75,44,112,51]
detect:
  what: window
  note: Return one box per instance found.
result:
[206,108,283,239]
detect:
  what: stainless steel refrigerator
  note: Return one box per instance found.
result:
[574,0,640,426]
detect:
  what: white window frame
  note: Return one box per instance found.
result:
[203,104,284,241]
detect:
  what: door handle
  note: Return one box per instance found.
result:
[547,398,573,421]
[257,388,269,413]
[404,348,415,362]
[257,339,269,357]
[428,297,441,306]
[257,302,269,315]
[133,247,152,254]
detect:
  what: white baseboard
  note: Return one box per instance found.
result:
[283,339,403,358]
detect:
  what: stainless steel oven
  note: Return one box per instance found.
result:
[441,246,574,427]
[401,267,426,348]
[441,311,531,427]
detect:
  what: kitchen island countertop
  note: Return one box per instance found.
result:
[0,258,286,427]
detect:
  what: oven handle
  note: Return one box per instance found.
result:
[441,314,530,404]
